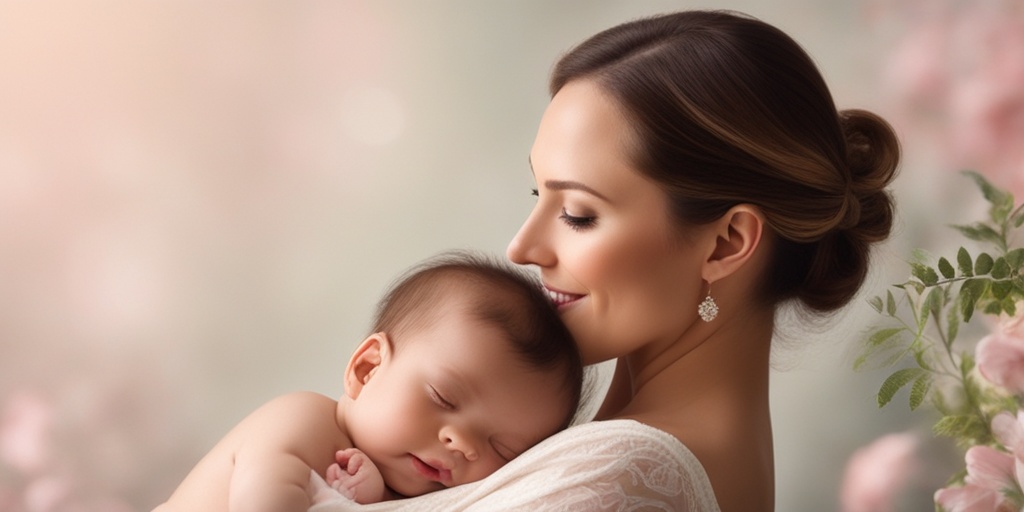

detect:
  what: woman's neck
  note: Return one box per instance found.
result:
[597,304,774,420]
[596,305,777,512]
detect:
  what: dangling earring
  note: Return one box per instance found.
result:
[698,286,719,322]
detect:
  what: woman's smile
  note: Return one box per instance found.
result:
[543,285,585,309]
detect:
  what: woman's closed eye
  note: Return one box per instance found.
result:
[559,208,596,231]
[530,187,597,230]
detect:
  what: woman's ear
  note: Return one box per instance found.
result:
[344,332,390,399]
[702,204,765,284]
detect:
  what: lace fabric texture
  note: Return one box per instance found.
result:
[308,419,720,512]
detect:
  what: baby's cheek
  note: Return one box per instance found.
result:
[460,457,504,486]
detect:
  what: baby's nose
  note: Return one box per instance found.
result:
[440,426,479,461]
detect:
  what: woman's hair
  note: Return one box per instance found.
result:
[550,10,899,312]
[371,251,583,426]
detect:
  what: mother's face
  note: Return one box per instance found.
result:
[507,80,708,365]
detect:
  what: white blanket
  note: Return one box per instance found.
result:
[307,419,720,511]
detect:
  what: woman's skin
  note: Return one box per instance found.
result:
[508,79,776,511]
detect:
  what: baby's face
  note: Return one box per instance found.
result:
[345,309,570,497]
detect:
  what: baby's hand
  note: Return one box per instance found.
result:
[324,448,386,504]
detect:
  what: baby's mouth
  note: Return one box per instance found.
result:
[411,455,452,486]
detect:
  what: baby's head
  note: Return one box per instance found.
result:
[372,251,583,416]
[343,251,582,496]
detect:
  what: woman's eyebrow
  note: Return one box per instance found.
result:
[528,156,609,201]
[543,180,609,201]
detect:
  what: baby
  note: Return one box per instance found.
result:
[154,252,582,511]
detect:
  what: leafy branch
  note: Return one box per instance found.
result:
[856,171,1024,447]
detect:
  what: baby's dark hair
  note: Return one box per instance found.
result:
[370,251,582,428]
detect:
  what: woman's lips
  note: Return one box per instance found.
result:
[544,286,584,308]
[411,455,452,486]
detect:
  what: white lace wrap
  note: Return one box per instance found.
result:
[307,419,720,511]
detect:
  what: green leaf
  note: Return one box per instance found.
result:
[886,290,897,316]
[992,280,1012,299]
[868,295,883,314]
[961,352,976,375]
[957,247,974,277]
[975,253,995,275]
[857,351,898,372]
[1002,297,1017,317]
[910,248,933,263]
[909,373,932,410]
[1014,207,1024,228]
[946,303,960,346]
[959,278,989,323]
[1006,248,1024,272]
[877,367,923,408]
[899,280,926,295]
[992,257,1010,279]
[938,257,955,279]
[984,301,1003,315]
[919,287,943,329]
[867,327,905,347]
[933,414,984,439]
[912,346,931,371]
[931,388,955,417]
[961,298,976,323]
[952,223,1003,246]
[852,353,869,371]
[964,170,1014,223]
[911,263,939,286]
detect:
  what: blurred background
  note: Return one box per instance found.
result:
[1,1,1021,510]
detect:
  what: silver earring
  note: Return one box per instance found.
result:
[698,289,719,322]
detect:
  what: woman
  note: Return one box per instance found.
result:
[310,9,898,512]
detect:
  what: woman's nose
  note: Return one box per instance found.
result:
[439,425,479,462]
[507,209,554,267]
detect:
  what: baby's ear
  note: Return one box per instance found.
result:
[344,333,389,399]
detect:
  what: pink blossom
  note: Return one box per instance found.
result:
[881,16,950,113]
[935,445,1018,512]
[840,432,920,512]
[879,2,1024,198]
[999,304,1024,339]
[992,411,1024,492]
[945,8,1024,193]
[993,411,1024,456]
[965,445,1016,490]
[0,391,54,474]
[23,475,72,512]
[976,331,1024,395]
[934,483,1014,512]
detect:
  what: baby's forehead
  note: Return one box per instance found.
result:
[431,344,568,398]
[392,302,513,350]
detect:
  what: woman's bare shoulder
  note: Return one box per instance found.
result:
[636,411,774,512]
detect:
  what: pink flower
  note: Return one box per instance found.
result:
[976,331,1024,395]
[0,391,54,474]
[992,411,1024,491]
[879,2,1024,198]
[999,304,1024,339]
[935,483,1015,512]
[934,445,1018,512]
[840,432,920,512]
[993,411,1024,455]
[23,475,72,512]
[945,9,1024,193]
